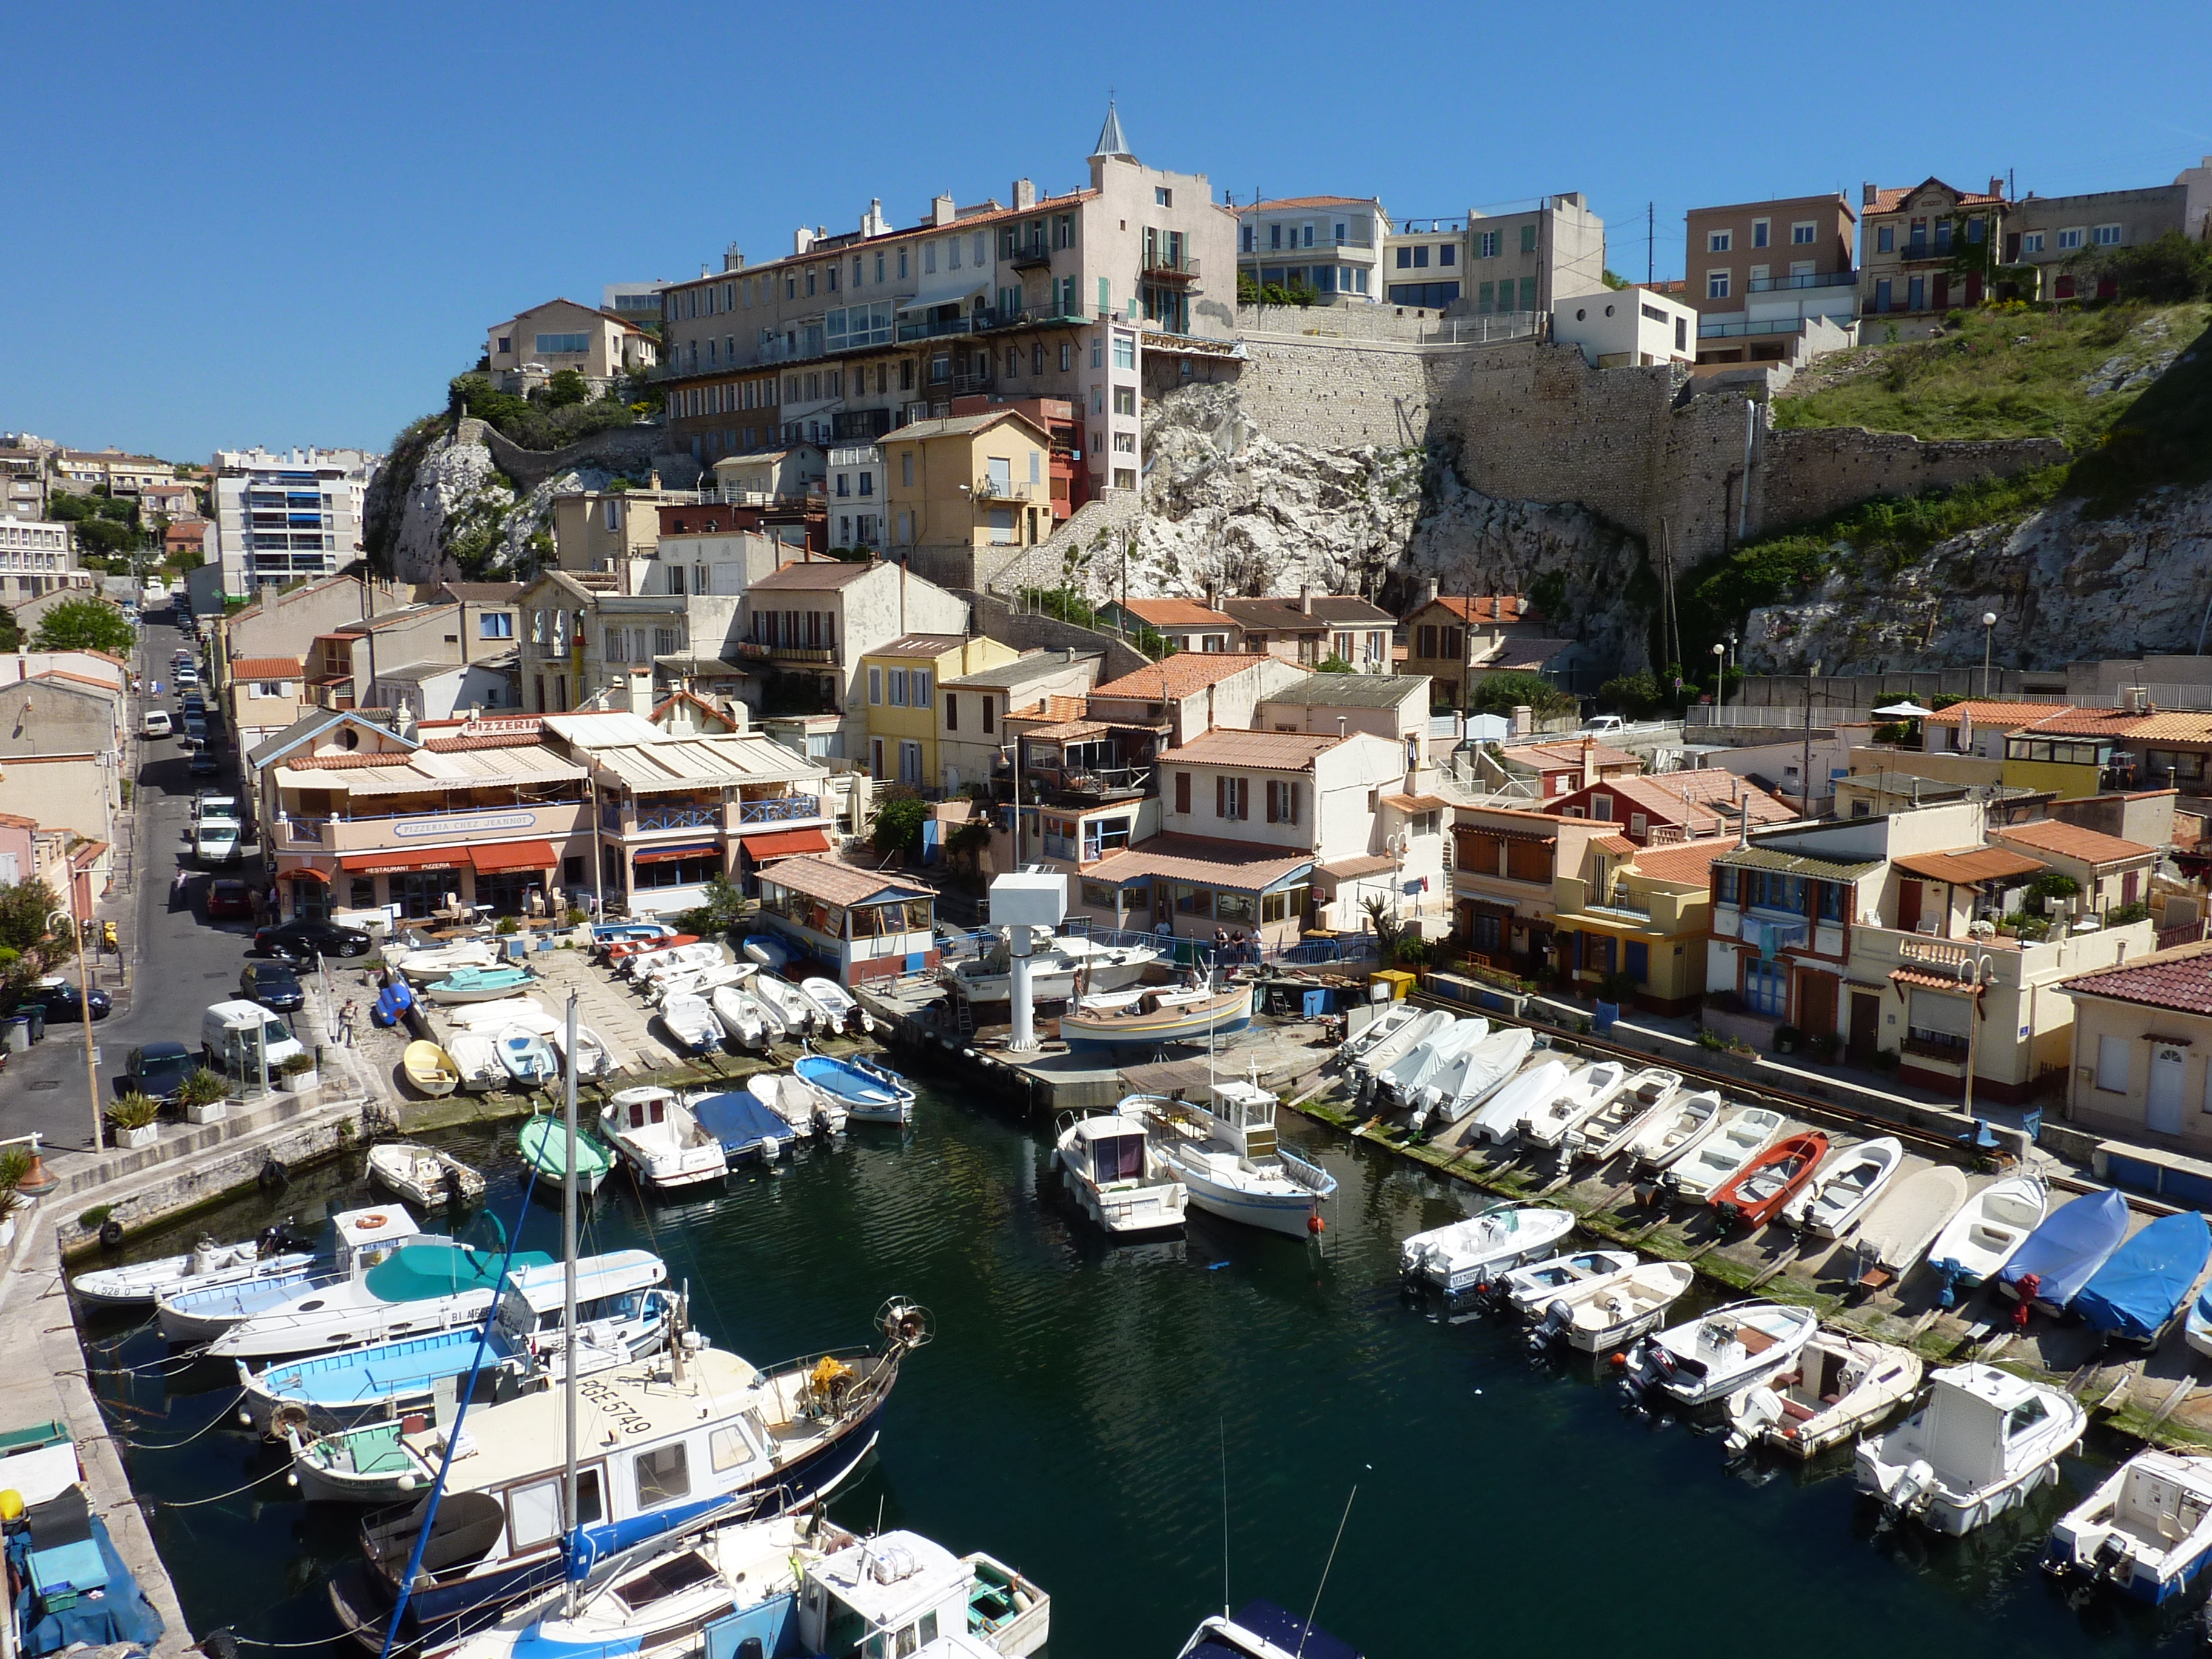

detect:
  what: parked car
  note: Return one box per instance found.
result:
[193,793,241,827]
[175,665,199,687]
[254,919,371,960]
[23,977,112,1022]
[188,750,220,777]
[205,879,253,919]
[200,1000,303,1071]
[238,961,305,1013]
[142,709,172,739]
[121,1041,196,1103]
[194,822,239,863]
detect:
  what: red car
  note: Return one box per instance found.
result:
[206,879,254,919]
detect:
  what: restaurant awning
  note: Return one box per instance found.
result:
[742,826,833,861]
[896,276,987,315]
[632,842,720,866]
[339,847,469,876]
[281,866,330,882]
[469,840,558,875]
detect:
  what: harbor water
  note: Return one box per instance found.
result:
[79,1073,2198,1657]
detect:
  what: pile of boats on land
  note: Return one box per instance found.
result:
[1051,1076,1338,1241]
[72,1215,1056,1658]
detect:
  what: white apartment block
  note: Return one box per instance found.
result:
[1237,196,1389,302]
[0,519,84,600]
[1383,193,1607,317]
[653,101,1238,509]
[210,447,378,595]
[53,449,176,495]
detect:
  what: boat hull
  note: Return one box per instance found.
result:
[75,1246,313,1310]
[1175,1164,1320,1239]
[1060,1004,1255,1047]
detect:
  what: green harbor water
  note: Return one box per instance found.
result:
[76,1071,2199,1657]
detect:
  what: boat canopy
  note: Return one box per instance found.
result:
[690,1090,798,1153]
[1999,1187,2131,1306]
[2074,1210,2212,1341]
[364,1244,554,1305]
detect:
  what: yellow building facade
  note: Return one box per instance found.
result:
[862,634,1018,789]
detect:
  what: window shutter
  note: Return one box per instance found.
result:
[1265,780,1278,823]
[1216,775,1227,818]
[945,695,957,732]
[1290,783,1301,823]
[1175,771,1190,814]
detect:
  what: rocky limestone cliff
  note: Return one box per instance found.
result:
[1746,479,2212,674]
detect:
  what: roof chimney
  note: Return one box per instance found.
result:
[793,226,816,256]
[723,243,744,272]
[1299,583,1313,615]
[930,193,956,227]
[1336,716,1347,740]
[1989,176,2006,200]
[1862,183,1879,207]
[1204,580,1218,611]
[1014,178,1037,210]
[628,672,654,720]
[860,198,889,238]
[1419,575,1439,606]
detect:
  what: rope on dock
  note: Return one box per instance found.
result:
[116,1389,248,1451]
[144,1463,284,1510]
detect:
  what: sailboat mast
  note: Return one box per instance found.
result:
[563,991,580,1619]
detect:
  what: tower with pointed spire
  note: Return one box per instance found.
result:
[1090,98,1134,163]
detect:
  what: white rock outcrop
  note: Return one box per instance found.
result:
[385,427,508,583]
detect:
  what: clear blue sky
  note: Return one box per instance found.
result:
[7,1,2208,464]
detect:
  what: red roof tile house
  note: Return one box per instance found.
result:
[1495,738,1642,802]
[1544,771,1794,845]
[1989,819,2162,919]
[2059,943,2212,1155]
[1084,652,1307,746]
[1095,596,1244,655]
[1399,589,1572,709]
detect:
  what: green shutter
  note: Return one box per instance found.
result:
[1098,276,1110,315]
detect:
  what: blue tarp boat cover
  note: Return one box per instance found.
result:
[2075,1210,2212,1341]
[12,1517,164,1656]
[690,1091,795,1155]
[1997,1187,2131,1307]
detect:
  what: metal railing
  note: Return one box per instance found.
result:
[974,477,1041,501]
[1141,253,1200,280]
[1698,319,1809,339]
[632,804,719,833]
[737,795,822,823]
[1746,270,1858,293]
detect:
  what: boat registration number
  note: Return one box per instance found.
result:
[578,1378,654,1435]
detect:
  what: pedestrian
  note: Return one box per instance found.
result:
[173,866,189,903]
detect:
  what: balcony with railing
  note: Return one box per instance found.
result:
[1698,318,1812,339]
[974,477,1042,503]
[737,794,823,824]
[1142,252,1201,284]
[1748,270,1858,293]
[1009,242,1054,270]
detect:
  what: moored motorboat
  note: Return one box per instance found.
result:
[1496,1248,1638,1317]
[1370,1016,1484,1111]
[1521,1059,1631,1148]
[493,1027,558,1087]
[517,1110,612,1197]
[207,1235,557,1361]
[1996,1186,2130,1316]
[1348,1007,1456,1087]
[598,1087,730,1189]
[711,982,769,1049]
[1338,1002,1427,1069]
[1851,1164,1971,1285]
[1856,1362,2084,1535]
[401,1041,461,1098]
[800,974,874,1035]
[656,991,723,1054]
[446,1031,504,1093]
[751,1068,845,1136]
[750,973,822,1036]
[366,1142,486,1208]
[1054,1111,1186,1236]
[1570,1067,1679,1163]
[287,1418,424,1505]
[739,932,795,970]
[1724,1330,1922,1458]
[795,1050,915,1124]
[2046,1449,2212,1604]
[156,1208,420,1342]
[589,919,676,954]
[605,931,699,966]
[797,1528,1051,1659]
[1622,1299,1819,1409]
[942,933,1160,1002]
[392,943,499,983]
[1399,1205,1575,1296]
[624,940,729,984]
[1624,1087,1724,1172]
[1137,1081,1336,1239]
[646,960,750,1005]
[551,1019,616,1082]
[1928,1173,2048,1305]
[443,996,557,1034]
[1662,1106,1783,1201]
[2074,1209,2212,1349]
[73,1224,317,1310]
[1432,1033,1541,1138]
[1175,1600,1362,1659]
[688,1087,802,1165]
[1709,1131,1826,1230]
[1530,1259,1695,1354]
[1781,1136,1902,1239]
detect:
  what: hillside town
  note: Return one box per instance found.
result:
[10,70,2212,1659]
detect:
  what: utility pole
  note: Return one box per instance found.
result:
[61,886,99,1151]
[1647,202,1655,287]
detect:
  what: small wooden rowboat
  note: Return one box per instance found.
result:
[401,1041,461,1098]
[1059,982,1253,1047]
[1710,1131,1829,1231]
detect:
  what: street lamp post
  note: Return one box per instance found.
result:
[1960,952,1994,1124]
[1711,641,1727,714]
[1980,612,1998,700]
[50,892,101,1153]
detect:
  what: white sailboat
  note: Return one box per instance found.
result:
[1856,1362,2085,1535]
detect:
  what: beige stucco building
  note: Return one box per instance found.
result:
[2059,943,2212,1155]
[485,298,658,392]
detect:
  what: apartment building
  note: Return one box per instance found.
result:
[1095,596,1243,654]
[226,655,307,764]
[1253,672,1433,776]
[1857,178,2008,335]
[936,648,1103,793]
[0,518,81,600]
[879,409,1055,588]
[2006,161,2212,300]
[1684,193,1858,364]
[651,103,1236,509]
[1,448,48,520]
[1220,589,1393,672]
[1236,196,1389,302]
[301,589,521,712]
[1382,195,1606,315]
[53,450,175,495]
[1548,837,1732,1016]
[209,446,377,595]
[484,298,658,393]
[648,504,782,600]
[1085,652,1308,748]
[859,633,1017,789]
[2059,943,2212,1155]
[1551,287,1698,370]
[551,486,695,575]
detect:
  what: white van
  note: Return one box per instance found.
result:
[192,794,241,826]
[142,709,172,739]
[194,822,240,863]
[200,999,304,1075]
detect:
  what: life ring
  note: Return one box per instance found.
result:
[97,1218,124,1250]
[355,1213,388,1230]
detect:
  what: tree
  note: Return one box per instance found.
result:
[539,369,590,409]
[1600,269,1630,290]
[2088,232,2212,303]
[0,608,19,653]
[1596,671,1661,717]
[871,795,927,857]
[679,875,748,939]
[32,598,135,655]
[1316,655,1355,674]
[1469,670,1577,719]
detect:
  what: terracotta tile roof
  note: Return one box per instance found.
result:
[1316,853,1397,879]
[1084,834,1311,891]
[1481,636,1574,672]
[1626,838,1736,884]
[285,749,414,770]
[422,733,543,752]
[746,558,876,591]
[1010,694,1091,725]
[1381,793,1449,812]
[2060,943,2212,1015]
[1864,179,2005,216]
[1413,595,1531,626]
[1113,597,1242,630]
[1591,834,1638,856]
[754,854,926,908]
[1891,966,1984,993]
[1922,700,2067,726]
[1892,846,2047,885]
[1091,654,1270,701]
[2017,707,2143,737]
[230,657,304,679]
[2123,712,2212,743]
[1159,729,1343,769]
[1247,196,1382,212]
[1024,719,1113,741]
[1220,594,1393,631]
[1992,819,2158,866]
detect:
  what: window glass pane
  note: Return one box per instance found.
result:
[508,1480,561,1549]
[635,1443,691,1506]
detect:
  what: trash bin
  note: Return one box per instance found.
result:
[21,1005,45,1042]
[2,1017,29,1054]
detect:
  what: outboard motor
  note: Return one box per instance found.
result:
[1528,1298,1572,1355]
[1884,1457,1936,1518]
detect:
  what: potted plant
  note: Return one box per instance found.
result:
[277,1051,319,1094]
[0,1148,28,1251]
[107,1092,161,1150]
[178,1066,229,1124]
